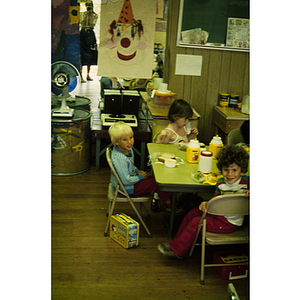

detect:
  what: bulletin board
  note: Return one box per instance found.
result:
[177,0,249,51]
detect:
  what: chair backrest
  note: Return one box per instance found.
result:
[227,128,245,145]
[106,147,128,196]
[206,194,249,216]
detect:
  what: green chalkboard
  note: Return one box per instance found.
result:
[180,0,249,45]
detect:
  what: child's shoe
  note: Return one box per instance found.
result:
[157,243,183,259]
[151,193,161,212]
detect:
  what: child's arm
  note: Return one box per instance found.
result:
[137,170,149,179]
[113,153,144,185]
[156,129,172,144]
[187,127,199,141]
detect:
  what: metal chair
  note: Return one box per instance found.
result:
[188,194,249,285]
[227,128,245,145]
[104,147,152,237]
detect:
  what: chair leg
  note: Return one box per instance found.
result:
[104,200,116,236]
[140,202,151,218]
[189,224,201,256]
[128,197,152,237]
[200,220,206,285]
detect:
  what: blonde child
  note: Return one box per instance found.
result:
[155,99,199,144]
[108,121,173,210]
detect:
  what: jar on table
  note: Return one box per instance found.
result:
[229,94,239,108]
[219,93,230,108]
[209,135,223,159]
[186,139,200,163]
[198,151,213,174]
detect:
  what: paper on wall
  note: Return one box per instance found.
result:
[175,54,202,76]
[97,0,156,78]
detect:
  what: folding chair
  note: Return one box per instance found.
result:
[188,194,249,285]
[227,128,245,145]
[104,147,152,237]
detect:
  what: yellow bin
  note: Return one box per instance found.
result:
[51,109,91,176]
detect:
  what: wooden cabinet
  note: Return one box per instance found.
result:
[213,106,249,144]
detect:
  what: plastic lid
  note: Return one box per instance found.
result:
[201,151,213,157]
[211,135,223,144]
[188,139,200,148]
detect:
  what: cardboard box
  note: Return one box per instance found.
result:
[110,213,139,249]
[213,251,249,280]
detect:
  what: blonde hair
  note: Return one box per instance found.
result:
[108,121,133,146]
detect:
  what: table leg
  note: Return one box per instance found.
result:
[169,192,177,239]
[96,139,100,171]
[140,140,146,170]
[96,138,112,171]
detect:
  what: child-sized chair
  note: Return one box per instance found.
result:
[227,128,245,145]
[189,194,249,285]
[104,147,152,237]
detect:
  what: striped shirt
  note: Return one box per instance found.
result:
[214,175,250,226]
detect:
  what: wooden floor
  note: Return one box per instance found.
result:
[51,69,249,299]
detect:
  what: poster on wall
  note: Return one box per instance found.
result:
[97,0,156,78]
[226,17,250,49]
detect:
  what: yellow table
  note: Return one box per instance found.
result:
[147,143,218,237]
[147,143,219,193]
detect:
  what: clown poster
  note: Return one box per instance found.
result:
[97,0,156,78]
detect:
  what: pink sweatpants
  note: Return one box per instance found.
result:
[168,207,237,257]
[129,176,173,203]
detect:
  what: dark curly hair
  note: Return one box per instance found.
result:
[216,145,249,173]
[168,99,193,122]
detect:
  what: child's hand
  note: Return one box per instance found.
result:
[190,127,199,135]
[199,201,207,213]
[187,128,199,141]
[137,171,149,179]
[156,129,170,143]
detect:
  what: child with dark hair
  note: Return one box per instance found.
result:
[157,145,249,258]
[155,99,198,144]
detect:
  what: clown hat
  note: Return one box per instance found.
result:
[117,0,135,25]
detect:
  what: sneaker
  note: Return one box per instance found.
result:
[157,243,176,257]
[157,243,183,259]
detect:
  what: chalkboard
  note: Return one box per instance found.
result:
[178,0,249,48]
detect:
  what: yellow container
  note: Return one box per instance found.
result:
[186,139,200,163]
[209,135,223,159]
[219,93,230,108]
[110,213,139,249]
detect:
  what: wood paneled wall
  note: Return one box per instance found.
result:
[164,0,250,144]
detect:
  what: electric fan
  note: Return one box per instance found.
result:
[51,61,81,117]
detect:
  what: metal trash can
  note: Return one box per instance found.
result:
[51,109,91,175]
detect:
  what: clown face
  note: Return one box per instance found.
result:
[105,24,148,66]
